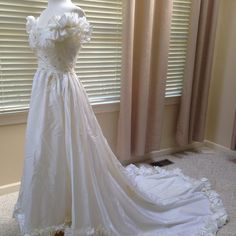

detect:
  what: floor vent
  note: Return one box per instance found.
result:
[149,159,174,167]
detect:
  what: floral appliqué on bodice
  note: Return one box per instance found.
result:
[26,12,92,73]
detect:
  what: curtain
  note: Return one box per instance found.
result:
[116,0,173,161]
[231,110,236,150]
[176,0,221,146]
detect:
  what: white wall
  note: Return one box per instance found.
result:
[206,0,236,148]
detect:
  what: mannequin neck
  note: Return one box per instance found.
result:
[48,0,72,8]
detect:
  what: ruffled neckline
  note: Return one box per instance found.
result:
[26,11,93,49]
[26,11,90,32]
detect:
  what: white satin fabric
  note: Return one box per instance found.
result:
[13,11,228,236]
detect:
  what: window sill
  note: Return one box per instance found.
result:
[0,110,28,126]
[92,101,120,114]
[0,97,179,126]
[164,96,180,105]
[0,102,121,126]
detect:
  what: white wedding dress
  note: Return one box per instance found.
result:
[13,10,228,236]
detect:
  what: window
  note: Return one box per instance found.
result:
[0,0,123,114]
[165,0,192,97]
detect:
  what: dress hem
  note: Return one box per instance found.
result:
[13,165,229,236]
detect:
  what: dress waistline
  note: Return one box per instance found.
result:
[38,65,75,74]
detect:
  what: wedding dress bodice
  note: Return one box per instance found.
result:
[26,12,92,73]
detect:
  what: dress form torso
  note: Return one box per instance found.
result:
[37,0,85,28]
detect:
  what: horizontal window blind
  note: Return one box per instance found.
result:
[0,0,122,114]
[75,0,122,104]
[165,0,192,97]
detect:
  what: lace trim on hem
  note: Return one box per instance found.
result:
[13,212,111,236]
[13,164,229,236]
[122,164,229,236]
[64,226,110,236]
[13,212,70,236]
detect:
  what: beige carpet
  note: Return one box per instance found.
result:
[0,148,235,236]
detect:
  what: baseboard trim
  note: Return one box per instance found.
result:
[204,140,236,157]
[0,182,20,196]
[121,142,204,165]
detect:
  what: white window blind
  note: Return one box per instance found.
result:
[165,0,192,97]
[0,0,123,114]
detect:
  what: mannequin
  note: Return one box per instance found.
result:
[37,0,85,28]
[13,0,228,233]
[40,3,84,236]
[23,1,85,235]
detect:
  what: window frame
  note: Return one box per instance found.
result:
[0,0,123,121]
